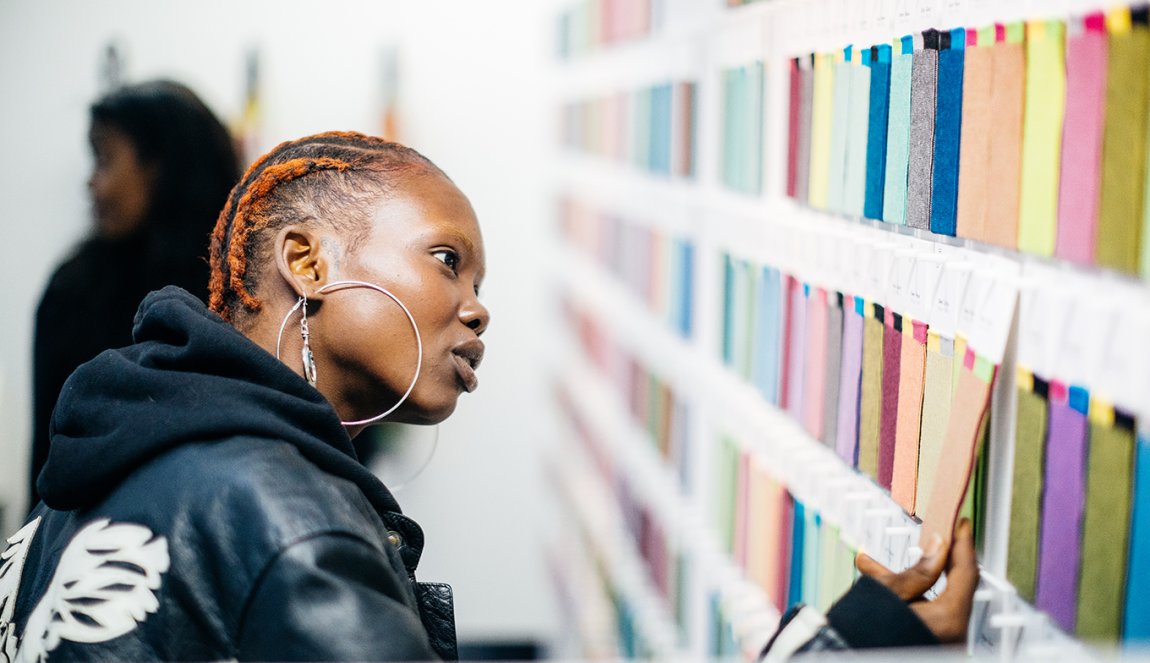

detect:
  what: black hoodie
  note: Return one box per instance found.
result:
[5,287,455,661]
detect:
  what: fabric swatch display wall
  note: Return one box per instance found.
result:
[785,5,1150,278]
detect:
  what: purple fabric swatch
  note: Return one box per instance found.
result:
[835,298,865,465]
[1036,397,1088,633]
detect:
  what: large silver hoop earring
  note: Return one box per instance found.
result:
[276,296,317,386]
[277,280,423,427]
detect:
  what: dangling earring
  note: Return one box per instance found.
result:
[299,296,317,386]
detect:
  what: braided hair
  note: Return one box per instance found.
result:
[208,131,444,323]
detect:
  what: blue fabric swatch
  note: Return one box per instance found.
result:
[865,45,892,220]
[722,253,734,366]
[789,499,806,607]
[930,29,965,236]
[1125,433,1150,641]
[754,266,781,405]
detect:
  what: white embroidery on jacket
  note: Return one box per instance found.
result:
[0,518,42,663]
[15,519,169,663]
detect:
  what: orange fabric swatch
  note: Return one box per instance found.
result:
[984,33,1026,249]
[892,321,928,512]
[920,350,995,545]
[955,36,993,241]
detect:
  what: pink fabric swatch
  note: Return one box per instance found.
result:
[802,288,830,439]
[879,311,902,490]
[1055,15,1108,264]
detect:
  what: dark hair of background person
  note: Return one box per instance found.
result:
[29,80,241,511]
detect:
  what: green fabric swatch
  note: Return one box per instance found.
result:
[1007,381,1048,602]
[858,314,884,478]
[827,55,852,213]
[1098,22,1150,272]
[1017,20,1066,257]
[883,43,913,224]
[1077,417,1135,641]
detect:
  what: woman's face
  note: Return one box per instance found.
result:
[88,122,154,238]
[313,171,490,426]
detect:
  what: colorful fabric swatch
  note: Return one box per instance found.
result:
[929,28,965,237]
[835,297,865,465]
[843,49,872,216]
[984,24,1026,249]
[1007,370,1048,603]
[802,288,829,440]
[891,320,928,512]
[1055,14,1108,265]
[1125,433,1150,641]
[878,311,902,489]
[1036,384,1088,634]
[906,30,940,231]
[787,57,802,198]
[809,53,834,208]
[864,45,892,220]
[821,294,844,448]
[1098,8,1150,273]
[858,304,885,477]
[1017,19,1066,257]
[883,36,914,224]
[915,333,955,514]
[955,26,994,242]
[920,347,995,546]
[1077,404,1135,641]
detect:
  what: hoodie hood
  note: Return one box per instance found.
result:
[40,286,402,516]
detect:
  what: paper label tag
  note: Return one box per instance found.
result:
[1054,293,1105,388]
[973,275,1019,365]
[867,243,894,306]
[1095,299,1144,412]
[906,254,943,322]
[1016,280,1047,373]
[887,250,914,316]
[928,261,971,339]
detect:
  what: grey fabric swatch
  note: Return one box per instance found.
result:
[796,57,815,203]
[821,295,845,447]
[905,31,940,230]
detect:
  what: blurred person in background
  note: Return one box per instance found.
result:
[28,80,240,510]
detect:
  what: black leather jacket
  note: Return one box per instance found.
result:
[1,287,455,662]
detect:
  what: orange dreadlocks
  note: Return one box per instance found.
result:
[208,131,442,322]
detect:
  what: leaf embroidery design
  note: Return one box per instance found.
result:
[0,518,42,663]
[16,519,169,663]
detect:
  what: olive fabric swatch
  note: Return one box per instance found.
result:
[1077,406,1135,642]
[821,294,844,448]
[984,25,1026,249]
[1017,19,1066,257]
[878,312,902,490]
[919,350,994,547]
[956,29,992,241]
[1098,9,1150,273]
[883,36,915,224]
[1055,14,1108,265]
[864,45,892,220]
[929,28,965,237]
[1007,371,1048,603]
[1035,386,1089,634]
[914,333,954,515]
[836,298,865,466]
[809,53,835,208]
[858,305,885,478]
[906,30,940,231]
[891,320,928,512]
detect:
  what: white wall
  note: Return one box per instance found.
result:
[0,0,560,646]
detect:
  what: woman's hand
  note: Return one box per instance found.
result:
[854,518,979,643]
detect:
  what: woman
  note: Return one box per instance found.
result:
[29,80,240,508]
[3,131,972,661]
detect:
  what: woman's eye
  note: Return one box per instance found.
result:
[433,250,460,273]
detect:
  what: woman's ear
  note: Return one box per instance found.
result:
[274,226,336,300]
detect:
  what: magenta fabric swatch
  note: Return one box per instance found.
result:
[878,312,902,489]
[835,297,865,465]
[1036,390,1088,633]
[1055,16,1108,265]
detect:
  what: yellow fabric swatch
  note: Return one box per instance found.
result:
[1017,20,1066,256]
[809,53,835,209]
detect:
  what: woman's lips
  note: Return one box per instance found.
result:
[452,352,479,392]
